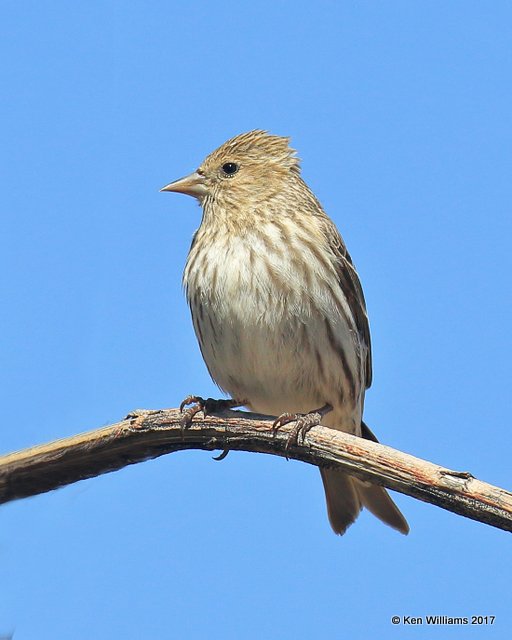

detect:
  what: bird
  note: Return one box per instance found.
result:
[161,130,409,535]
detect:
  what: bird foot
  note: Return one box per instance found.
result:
[179,395,246,428]
[179,395,247,459]
[272,403,333,451]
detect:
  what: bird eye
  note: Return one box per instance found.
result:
[221,162,239,176]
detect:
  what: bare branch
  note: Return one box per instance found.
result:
[0,408,510,532]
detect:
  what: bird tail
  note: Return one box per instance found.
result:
[320,468,409,535]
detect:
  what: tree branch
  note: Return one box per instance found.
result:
[0,408,510,532]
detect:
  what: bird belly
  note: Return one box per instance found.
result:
[185,233,364,432]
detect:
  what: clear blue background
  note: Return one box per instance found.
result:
[1,1,511,638]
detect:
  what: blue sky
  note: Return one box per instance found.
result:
[1,1,511,638]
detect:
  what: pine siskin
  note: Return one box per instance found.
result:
[161,130,409,535]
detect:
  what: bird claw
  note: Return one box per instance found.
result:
[179,395,247,432]
[272,403,333,454]
[179,395,207,430]
[212,448,230,461]
[273,411,322,452]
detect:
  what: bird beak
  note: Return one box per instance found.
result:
[160,171,207,199]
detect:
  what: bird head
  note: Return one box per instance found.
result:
[160,130,301,209]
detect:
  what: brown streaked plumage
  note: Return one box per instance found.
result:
[162,130,409,536]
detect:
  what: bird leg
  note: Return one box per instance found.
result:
[273,403,333,451]
[179,395,246,428]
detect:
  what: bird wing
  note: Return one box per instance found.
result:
[323,220,373,389]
